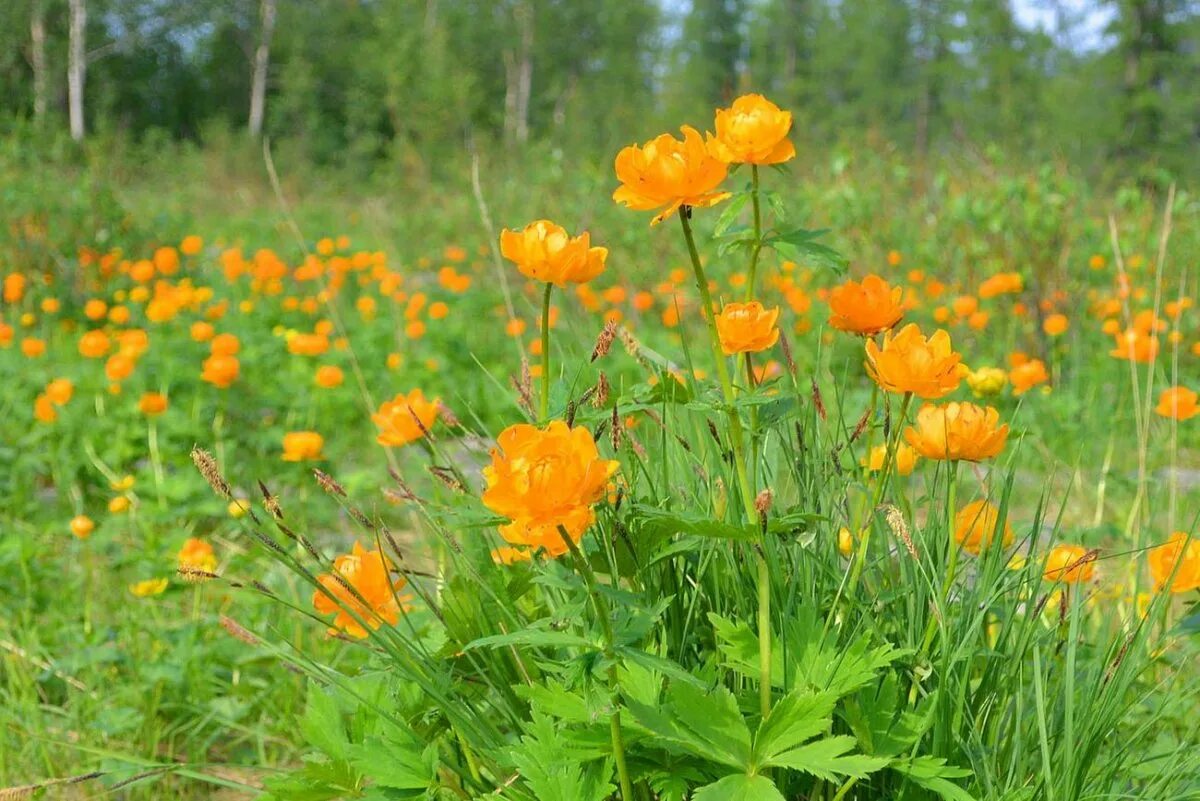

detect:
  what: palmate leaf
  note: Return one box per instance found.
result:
[766,228,848,274]
[349,735,438,791]
[752,689,837,765]
[890,756,978,801]
[693,773,786,801]
[761,735,889,779]
[506,714,615,801]
[626,681,752,770]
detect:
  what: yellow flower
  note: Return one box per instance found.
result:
[178,537,217,574]
[709,93,796,165]
[500,220,608,286]
[864,324,962,398]
[108,496,131,513]
[905,402,1009,462]
[954,500,1013,555]
[715,301,780,355]
[129,578,169,598]
[966,366,1007,397]
[861,443,918,476]
[613,126,730,225]
[482,421,618,561]
[70,515,95,540]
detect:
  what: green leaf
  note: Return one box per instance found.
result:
[299,685,349,761]
[693,774,785,801]
[631,506,759,543]
[349,736,437,790]
[463,628,596,652]
[614,646,706,688]
[767,228,847,273]
[890,756,978,801]
[762,735,889,779]
[626,682,752,770]
[713,192,751,235]
[752,690,837,766]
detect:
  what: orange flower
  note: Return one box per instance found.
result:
[190,321,215,342]
[1043,544,1096,584]
[78,329,111,359]
[315,365,344,389]
[201,354,240,388]
[70,515,95,540]
[180,235,203,256]
[715,301,780,354]
[21,338,46,358]
[709,93,795,165]
[210,332,240,356]
[178,537,217,574]
[978,272,1022,299]
[482,421,618,560]
[1043,313,1069,336]
[287,332,330,356]
[3,272,26,303]
[1009,359,1049,395]
[45,378,74,406]
[282,431,324,461]
[612,126,730,225]
[500,220,608,286]
[1154,387,1197,421]
[34,394,56,423]
[313,542,409,638]
[373,389,440,447]
[864,324,962,398]
[1148,532,1200,593]
[954,500,1013,555]
[827,274,904,335]
[905,402,1009,462]
[861,443,919,476]
[1110,328,1158,363]
[139,391,169,416]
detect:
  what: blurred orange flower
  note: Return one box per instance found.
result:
[70,515,95,540]
[613,126,730,225]
[1110,328,1158,363]
[905,402,1009,461]
[1043,313,1069,336]
[313,542,409,638]
[1009,359,1049,395]
[45,378,74,406]
[715,301,780,354]
[139,391,169,416]
[500,220,608,286]
[373,389,439,447]
[1043,544,1096,583]
[709,93,795,165]
[315,365,344,388]
[954,500,1013,555]
[201,354,240,388]
[1154,387,1197,420]
[827,274,904,335]
[78,329,112,359]
[865,324,962,398]
[178,537,217,574]
[482,421,618,560]
[282,431,324,462]
[1148,532,1200,593]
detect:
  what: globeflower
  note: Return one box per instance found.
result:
[1043,544,1096,584]
[139,392,169,416]
[1148,532,1200,593]
[1155,387,1197,421]
[613,126,730,225]
[1110,328,1158,363]
[178,537,217,574]
[709,93,795,165]
[70,515,95,540]
[905,402,1009,462]
[954,500,1013,555]
[201,354,240,388]
[482,421,618,560]
[1009,358,1049,395]
[373,389,440,447]
[313,542,409,638]
[282,431,324,462]
[715,301,780,355]
[862,443,919,476]
[827,274,904,335]
[966,367,1007,397]
[129,578,169,598]
[315,365,344,389]
[865,324,962,398]
[78,329,112,359]
[45,378,74,406]
[500,220,608,286]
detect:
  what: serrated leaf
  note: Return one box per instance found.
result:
[693,773,785,801]
[765,735,889,779]
[752,690,837,766]
[299,685,349,761]
[890,756,978,801]
[631,505,759,542]
[626,681,751,770]
[464,628,596,652]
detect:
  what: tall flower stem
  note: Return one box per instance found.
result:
[539,282,553,421]
[678,209,772,719]
[920,460,960,655]
[743,165,764,301]
[557,527,634,801]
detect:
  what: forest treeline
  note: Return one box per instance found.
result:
[0,1,1198,176]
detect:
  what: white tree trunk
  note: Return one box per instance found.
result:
[68,0,86,141]
[31,1,47,124]
[249,0,276,138]
[514,1,532,144]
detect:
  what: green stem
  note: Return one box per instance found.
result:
[920,461,960,655]
[557,527,634,801]
[678,209,771,719]
[744,165,764,301]
[540,282,553,421]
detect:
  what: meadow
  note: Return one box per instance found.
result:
[1,96,1198,800]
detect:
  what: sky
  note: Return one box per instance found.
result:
[1010,0,1117,52]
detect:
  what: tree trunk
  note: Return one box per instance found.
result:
[514,1,533,144]
[31,0,47,125]
[249,0,276,138]
[68,0,86,141]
